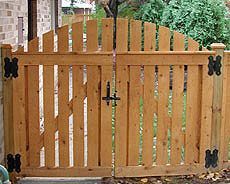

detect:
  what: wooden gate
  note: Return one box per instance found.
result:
[1,18,229,178]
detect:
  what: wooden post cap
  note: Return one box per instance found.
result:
[211,43,226,50]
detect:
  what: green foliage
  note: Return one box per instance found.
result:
[134,0,166,24]
[161,0,230,49]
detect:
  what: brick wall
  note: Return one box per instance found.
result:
[0,0,62,50]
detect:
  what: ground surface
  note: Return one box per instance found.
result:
[17,169,229,184]
[103,169,230,184]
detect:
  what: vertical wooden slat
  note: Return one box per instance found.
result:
[199,65,213,164]
[158,26,170,51]
[170,65,184,164]
[100,18,113,167]
[142,66,155,166]
[185,65,201,164]
[115,18,129,167]
[210,43,226,168]
[13,62,27,167]
[43,30,55,167]
[144,22,156,51]
[72,22,83,52]
[72,21,84,167]
[57,25,70,167]
[1,45,14,158]
[73,66,84,167]
[223,63,230,162]
[128,20,142,166]
[86,19,100,166]
[28,37,40,167]
[173,31,185,51]
[188,38,199,51]
[156,66,170,165]
[170,31,185,165]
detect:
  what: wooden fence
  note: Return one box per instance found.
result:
[1,18,229,179]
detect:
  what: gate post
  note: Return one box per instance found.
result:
[0,44,15,164]
[210,43,226,170]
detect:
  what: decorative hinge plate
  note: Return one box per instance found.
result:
[7,154,21,173]
[4,57,19,78]
[208,55,222,76]
[205,149,218,168]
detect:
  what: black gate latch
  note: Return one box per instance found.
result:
[4,57,19,78]
[7,154,21,173]
[102,81,120,106]
[205,149,218,168]
[208,55,222,76]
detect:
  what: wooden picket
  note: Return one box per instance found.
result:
[1,18,229,179]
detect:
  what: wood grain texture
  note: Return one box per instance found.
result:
[72,22,83,52]
[28,38,40,167]
[156,66,170,165]
[185,66,201,164]
[86,19,100,167]
[73,66,85,167]
[142,66,155,166]
[100,18,113,167]
[57,25,70,167]
[199,66,213,164]
[43,30,55,167]
[115,18,129,167]
[144,22,156,51]
[158,26,170,51]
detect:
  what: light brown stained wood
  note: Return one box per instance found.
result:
[223,64,230,162]
[27,38,40,167]
[156,66,170,165]
[188,38,199,51]
[130,20,142,51]
[158,26,170,51]
[86,19,100,166]
[100,18,113,167]
[185,66,201,164]
[115,164,206,177]
[170,31,185,165]
[101,18,113,52]
[128,66,141,166]
[57,25,70,167]
[13,64,27,167]
[173,31,185,51]
[72,22,83,52]
[1,45,14,161]
[199,66,213,164]
[72,20,85,167]
[144,22,156,51]
[115,66,129,167]
[170,65,184,165]
[210,44,225,166]
[127,19,142,166]
[73,66,84,167]
[87,66,100,166]
[116,18,128,52]
[142,66,155,166]
[86,19,98,51]
[43,30,55,167]
[20,167,112,177]
[115,18,129,167]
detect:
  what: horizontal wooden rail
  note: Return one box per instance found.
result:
[18,167,112,177]
[115,164,206,177]
[12,53,112,66]
[117,54,215,66]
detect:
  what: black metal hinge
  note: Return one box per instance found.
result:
[208,55,222,76]
[4,57,19,78]
[102,81,120,106]
[205,149,218,169]
[7,154,21,173]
